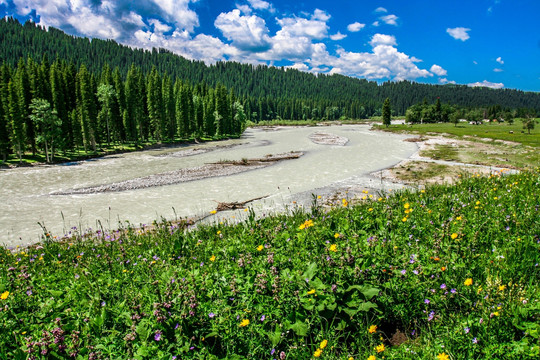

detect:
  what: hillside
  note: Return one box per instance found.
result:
[1,17,540,117]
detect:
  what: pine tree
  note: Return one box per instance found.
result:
[8,80,25,162]
[382,97,391,127]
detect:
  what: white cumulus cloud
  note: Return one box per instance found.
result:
[447,27,471,41]
[247,0,274,12]
[430,64,447,76]
[347,22,365,32]
[369,33,397,47]
[375,7,387,13]
[439,78,456,85]
[330,32,347,41]
[496,56,504,64]
[380,14,398,26]
[468,80,504,89]
[214,9,271,51]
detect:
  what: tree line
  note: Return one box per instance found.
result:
[0,57,247,162]
[1,17,539,120]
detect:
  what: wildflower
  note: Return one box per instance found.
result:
[342,199,348,207]
[437,353,449,360]
[334,233,340,238]
[210,210,217,214]
[424,299,430,304]
[368,356,376,360]
[210,255,216,262]
[313,348,322,357]
[472,337,478,344]
[257,245,264,251]
[368,325,377,333]
[260,315,265,321]
[217,230,221,235]
[329,244,337,252]
[456,216,462,220]
[451,233,458,240]
[441,267,446,271]
[404,203,410,209]
[464,278,473,286]
[154,330,162,341]
[400,269,406,275]
[402,217,407,222]
[239,319,250,327]
[375,344,385,353]
[307,289,316,295]
[209,312,215,318]
[464,327,470,334]
[440,283,447,289]
[320,339,328,349]
[498,285,506,291]
[299,219,314,230]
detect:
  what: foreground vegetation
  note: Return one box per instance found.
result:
[1,170,538,359]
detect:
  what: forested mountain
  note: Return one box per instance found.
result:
[1,17,539,118]
[0,17,539,163]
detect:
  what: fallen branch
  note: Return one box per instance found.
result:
[214,195,268,212]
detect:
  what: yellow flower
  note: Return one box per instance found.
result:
[257,245,264,251]
[404,203,410,209]
[217,230,221,235]
[437,353,449,360]
[239,319,250,327]
[342,199,348,207]
[299,219,314,230]
[402,217,407,222]
[319,339,328,349]
[210,255,216,262]
[334,233,340,238]
[210,210,217,214]
[493,311,500,316]
[456,216,462,220]
[368,325,377,333]
[375,344,385,353]
[451,233,458,240]
[329,244,337,252]
[498,285,506,291]
[464,278,473,286]
[368,208,373,212]
[307,289,316,295]
[313,348,322,357]
[0,291,9,300]
[367,356,376,360]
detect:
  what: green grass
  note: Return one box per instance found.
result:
[375,120,540,147]
[1,170,539,359]
[1,135,240,167]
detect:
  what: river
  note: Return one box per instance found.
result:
[0,125,417,248]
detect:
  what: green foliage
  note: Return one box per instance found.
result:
[1,170,539,358]
[382,97,391,127]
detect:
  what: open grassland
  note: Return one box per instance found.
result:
[375,121,540,148]
[1,170,538,359]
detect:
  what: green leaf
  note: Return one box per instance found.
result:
[267,327,281,347]
[289,321,308,336]
[47,290,63,298]
[302,262,318,281]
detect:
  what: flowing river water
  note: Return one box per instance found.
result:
[1,125,418,248]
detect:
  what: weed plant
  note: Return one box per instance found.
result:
[1,170,539,359]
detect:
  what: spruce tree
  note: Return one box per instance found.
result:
[382,97,391,127]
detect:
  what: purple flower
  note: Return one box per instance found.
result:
[101,301,106,307]
[209,313,215,318]
[413,270,419,275]
[464,327,470,334]
[154,331,162,341]
[440,283,446,289]
[450,288,457,294]
[175,323,179,330]
[479,318,484,324]
[424,299,430,304]
[280,351,286,360]
[401,269,406,275]
[260,315,266,322]
[271,349,276,355]
[26,290,32,296]
[427,311,435,321]
[472,337,478,344]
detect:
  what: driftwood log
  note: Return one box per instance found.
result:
[214,196,268,211]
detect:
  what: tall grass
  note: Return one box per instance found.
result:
[1,170,538,359]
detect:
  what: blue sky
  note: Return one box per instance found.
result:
[1,0,539,91]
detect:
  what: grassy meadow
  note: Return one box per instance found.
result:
[1,169,539,359]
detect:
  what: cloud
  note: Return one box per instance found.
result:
[375,7,387,13]
[496,56,504,64]
[468,80,504,89]
[493,68,503,72]
[369,34,397,47]
[275,10,329,40]
[380,14,398,26]
[447,27,471,41]
[372,21,380,27]
[247,0,274,12]
[347,22,365,32]
[214,9,271,51]
[439,78,456,85]
[315,34,431,81]
[330,32,347,41]
[430,64,447,76]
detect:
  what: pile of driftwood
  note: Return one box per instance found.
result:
[208,151,303,166]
